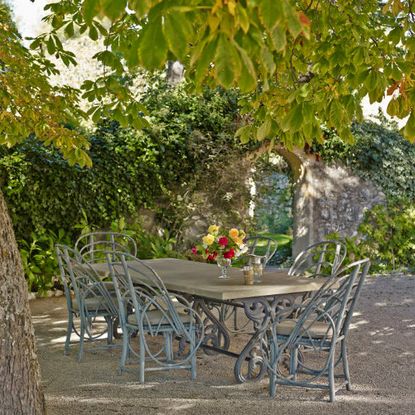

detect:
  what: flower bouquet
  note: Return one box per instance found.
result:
[192,225,248,279]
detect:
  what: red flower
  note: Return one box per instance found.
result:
[223,248,235,259]
[218,236,229,247]
[191,247,198,255]
[207,252,218,262]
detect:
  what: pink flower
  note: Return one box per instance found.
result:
[218,236,229,247]
[191,247,198,255]
[223,248,235,259]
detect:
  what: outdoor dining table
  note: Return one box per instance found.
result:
[92,258,328,383]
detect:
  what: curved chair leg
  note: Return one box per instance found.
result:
[191,329,197,380]
[164,331,174,362]
[78,321,85,362]
[139,335,145,383]
[289,347,298,380]
[64,312,73,356]
[341,340,351,391]
[328,352,336,402]
[106,317,113,345]
[119,329,129,373]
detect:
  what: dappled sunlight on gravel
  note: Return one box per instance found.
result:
[31,274,415,415]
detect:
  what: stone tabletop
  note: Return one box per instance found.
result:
[92,258,327,301]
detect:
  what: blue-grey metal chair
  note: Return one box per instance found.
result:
[75,231,137,264]
[268,258,370,402]
[288,240,347,278]
[106,252,204,383]
[246,235,278,266]
[55,244,119,361]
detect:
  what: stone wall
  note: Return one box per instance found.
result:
[291,152,385,257]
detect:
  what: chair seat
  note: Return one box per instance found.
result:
[128,309,192,326]
[73,297,114,312]
[276,318,333,339]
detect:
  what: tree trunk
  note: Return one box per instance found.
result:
[0,189,45,414]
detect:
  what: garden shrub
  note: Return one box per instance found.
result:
[328,198,415,273]
[0,78,251,291]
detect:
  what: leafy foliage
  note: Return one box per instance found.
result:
[19,228,72,293]
[32,0,415,149]
[0,3,90,165]
[328,199,415,273]
[316,119,415,200]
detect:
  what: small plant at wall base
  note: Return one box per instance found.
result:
[19,228,72,294]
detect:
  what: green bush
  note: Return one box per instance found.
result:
[328,199,415,273]
[0,78,246,291]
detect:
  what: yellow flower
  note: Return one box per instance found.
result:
[234,237,244,247]
[239,230,246,240]
[229,228,239,239]
[208,224,219,234]
[202,234,215,246]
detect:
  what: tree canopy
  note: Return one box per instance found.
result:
[0,2,91,166]
[22,0,415,150]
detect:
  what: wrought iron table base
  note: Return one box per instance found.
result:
[193,292,305,383]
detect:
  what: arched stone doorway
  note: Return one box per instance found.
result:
[251,144,385,258]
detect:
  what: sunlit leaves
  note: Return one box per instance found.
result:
[0,3,90,167]
[26,0,415,149]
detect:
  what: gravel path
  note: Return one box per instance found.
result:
[31,274,415,415]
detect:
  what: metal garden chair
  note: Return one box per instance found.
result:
[55,244,119,361]
[75,231,137,264]
[267,258,370,401]
[245,235,278,266]
[288,240,347,278]
[106,252,204,383]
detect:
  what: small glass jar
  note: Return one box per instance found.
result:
[242,265,254,285]
[251,256,263,284]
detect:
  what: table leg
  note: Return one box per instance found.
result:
[234,298,271,383]
[234,293,303,383]
[194,298,231,354]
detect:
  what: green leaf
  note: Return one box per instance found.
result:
[235,125,252,144]
[256,118,272,141]
[236,44,257,92]
[214,35,241,88]
[282,104,303,132]
[101,0,126,20]
[193,38,217,85]
[64,22,74,38]
[271,25,287,52]
[89,25,98,41]
[138,17,168,69]
[81,0,99,24]
[258,0,284,32]
[286,10,302,38]
[163,13,193,60]
[402,112,415,142]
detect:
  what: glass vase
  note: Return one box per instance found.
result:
[217,257,232,279]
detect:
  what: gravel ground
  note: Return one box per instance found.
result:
[31,274,415,415]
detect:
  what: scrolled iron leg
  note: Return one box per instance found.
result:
[234,331,269,383]
[195,298,230,354]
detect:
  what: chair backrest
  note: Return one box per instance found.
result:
[106,252,194,334]
[246,236,278,267]
[288,240,347,277]
[283,258,370,343]
[55,244,117,316]
[106,252,204,366]
[75,232,137,263]
[269,259,370,382]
